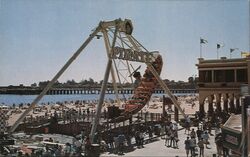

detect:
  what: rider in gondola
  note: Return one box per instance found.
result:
[133,71,141,88]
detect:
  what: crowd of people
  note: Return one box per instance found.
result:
[103,124,148,155]
[184,128,210,157]
[182,110,232,157]
[12,136,83,157]
[9,116,229,157]
[164,122,179,148]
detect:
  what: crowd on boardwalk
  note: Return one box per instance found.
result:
[181,111,231,157]
[9,120,228,157]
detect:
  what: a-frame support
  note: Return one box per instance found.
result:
[9,25,101,133]
[102,29,121,106]
[9,19,128,133]
[89,25,118,143]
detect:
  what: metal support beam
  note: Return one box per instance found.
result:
[126,35,140,52]
[119,32,133,85]
[9,26,101,133]
[89,59,112,143]
[90,26,118,143]
[102,30,121,106]
[147,63,186,118]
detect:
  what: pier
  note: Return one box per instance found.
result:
[0,87,197,95]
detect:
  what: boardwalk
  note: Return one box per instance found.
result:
[101,126,218,157]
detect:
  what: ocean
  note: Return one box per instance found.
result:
[0,93,196,106]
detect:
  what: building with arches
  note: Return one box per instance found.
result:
[196,56,250,115]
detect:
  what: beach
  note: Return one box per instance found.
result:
[2,94,200,127]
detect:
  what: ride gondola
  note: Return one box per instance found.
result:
[109,53,163,122]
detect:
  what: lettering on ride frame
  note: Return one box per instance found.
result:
[111,46,154,63]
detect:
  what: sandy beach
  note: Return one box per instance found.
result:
[2,95,200,127]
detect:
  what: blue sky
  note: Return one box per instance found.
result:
[0,0,249,86]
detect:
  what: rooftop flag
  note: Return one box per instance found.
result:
[216,43,225,59]
[230,48,239,53]
[217,43,224,49]
[229,48,239,58]
[200,38,208,44]
[199,38,207,58]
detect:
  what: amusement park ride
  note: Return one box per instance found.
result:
[8,19,186,142]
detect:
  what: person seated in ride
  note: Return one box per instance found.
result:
[152,56,162,72]
[133,71,141,88]
[143,68,154,81]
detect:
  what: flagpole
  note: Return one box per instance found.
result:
[200,41,202,58]
[230,48,233,59]
[217,48,219,59]
[217,43,221,59]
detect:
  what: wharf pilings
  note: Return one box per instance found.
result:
[0,87,197,95]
